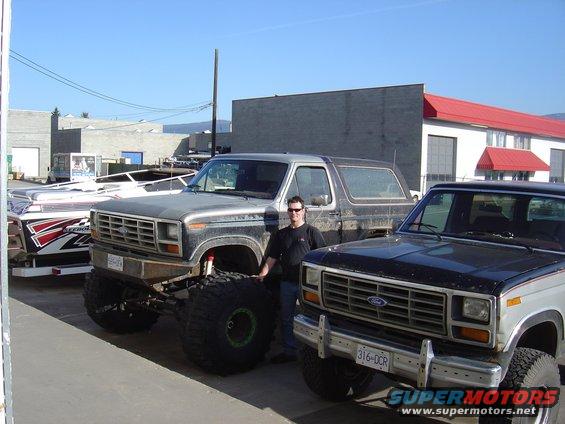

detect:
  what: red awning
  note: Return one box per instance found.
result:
[424,94,565,139]
[476,147,550,172]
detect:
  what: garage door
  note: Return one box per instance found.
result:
[12,147,39,177]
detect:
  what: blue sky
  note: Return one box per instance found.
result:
[9,0,565,124]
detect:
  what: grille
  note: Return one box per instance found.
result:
[97,213,156,251]
[41,203,95,213]
[322,272,447,335]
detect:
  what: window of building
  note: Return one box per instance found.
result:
[512,171,530,181]
[426,135,456,190]
[487,130,507,147]
[338,166,404,200]
[514,135,531,150]
[550,149,565,183]
[485,171,505,181]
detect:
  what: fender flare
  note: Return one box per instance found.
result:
[188,236,264,269]
[497,309,564,379]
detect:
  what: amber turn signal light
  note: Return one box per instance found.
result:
[91,229,98,239]
[164,244,180,254]
[303,291,320,304]
[507,297,521,307]
[188,223,206,230]
[459,327,490,343]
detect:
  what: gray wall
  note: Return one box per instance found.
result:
[7,110,51,178]
[58,116,164,132]
[52,115,190,165]
[189,132,232,151]
[80,131,190,165]
[232,84,424,189]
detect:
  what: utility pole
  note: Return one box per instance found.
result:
[0,0,13,422]
[210,49,218,157]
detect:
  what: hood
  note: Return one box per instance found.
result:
[94,191,273,221]
[308,234,563,294]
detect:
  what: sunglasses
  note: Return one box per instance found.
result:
[287,207,304,213]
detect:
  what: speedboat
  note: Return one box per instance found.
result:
[8,168,197,277]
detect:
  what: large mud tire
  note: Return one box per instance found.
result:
[479,347,561,424]
[83,271,159,334]
[300,345,375,401]
[181,272,276,374]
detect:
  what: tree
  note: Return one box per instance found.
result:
[52,107,61,117]
[80,112,90,118]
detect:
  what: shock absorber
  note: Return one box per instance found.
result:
[203,249,215,276]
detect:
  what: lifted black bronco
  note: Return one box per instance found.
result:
[295,181,565,423]
[85,153,414,374]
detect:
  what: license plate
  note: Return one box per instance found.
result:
[355,345,391,372]
[107,254,123,272]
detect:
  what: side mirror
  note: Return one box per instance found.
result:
[310,194,329,206]
[391,218,403,233]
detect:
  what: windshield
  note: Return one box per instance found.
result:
[184,159,288,200]
[401,189,565,252]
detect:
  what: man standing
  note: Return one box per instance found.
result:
[257,196,326,364]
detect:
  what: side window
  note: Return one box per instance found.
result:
[528,197,565,221]
[286,167,332,206]
[339,166,404,200]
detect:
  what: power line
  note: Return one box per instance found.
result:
[89,107,211,131]
[7,106,211,134]
[10,50,210,112]
[92,103,211,119]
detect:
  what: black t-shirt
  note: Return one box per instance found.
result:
[266,224,326,283]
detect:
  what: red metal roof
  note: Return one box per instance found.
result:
[424,93,565,139]
[476,147,550,172]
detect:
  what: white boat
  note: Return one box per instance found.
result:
[8,168,197,277]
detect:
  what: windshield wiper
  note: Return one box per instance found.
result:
[185,184,201,193]
[214,189,250,200]
[407,221,442,241]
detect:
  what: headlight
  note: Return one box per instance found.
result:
[463,298,490,322]
[166,223,179,240]
[304,265,321,288]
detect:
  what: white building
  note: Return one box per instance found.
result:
[420,94,565,194]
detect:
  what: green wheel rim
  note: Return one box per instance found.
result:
[225,307,257,348]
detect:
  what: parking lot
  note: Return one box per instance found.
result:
[10,274,455,424]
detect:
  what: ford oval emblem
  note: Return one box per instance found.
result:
[117,226,129,235]
[367,296,388,307]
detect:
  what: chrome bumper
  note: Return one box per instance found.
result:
[293,314,502,388]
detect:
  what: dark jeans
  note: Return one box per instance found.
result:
[279,280,299,356]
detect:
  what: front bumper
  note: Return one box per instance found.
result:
[294,314,502,388]
[90,243,195,284]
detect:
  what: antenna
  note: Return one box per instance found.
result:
[387,149,397,230]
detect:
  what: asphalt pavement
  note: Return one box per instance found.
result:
[9,275,447,424]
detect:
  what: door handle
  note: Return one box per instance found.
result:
[328,211,340,217]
